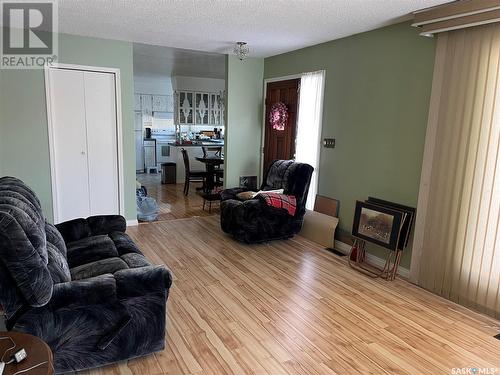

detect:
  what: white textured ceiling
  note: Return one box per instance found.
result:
[56,0,451,58]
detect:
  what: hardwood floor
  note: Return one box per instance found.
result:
[86,216,500,375]
[136,173,219,221]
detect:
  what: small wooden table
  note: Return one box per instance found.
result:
[0,332,53,375]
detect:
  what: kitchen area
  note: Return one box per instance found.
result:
[133,43,226,219]
[134,90,225,183]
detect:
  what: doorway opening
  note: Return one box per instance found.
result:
[263,79,300,174]
[133,44,227,221]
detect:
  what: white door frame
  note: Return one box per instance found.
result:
[260,74,303,184]
[44,63,125,223]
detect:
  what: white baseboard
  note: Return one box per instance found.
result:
[126,219,138,227]
[334,240,410,279]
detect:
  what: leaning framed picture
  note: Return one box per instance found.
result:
[352,200,404,251]
[367,197,415,250]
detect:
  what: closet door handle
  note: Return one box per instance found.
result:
[81,151,86,155]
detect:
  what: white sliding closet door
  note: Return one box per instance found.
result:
[83,71,119,216]
[47,67,120,223]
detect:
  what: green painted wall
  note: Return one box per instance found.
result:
[225,55,264,187]
[264,22,436,268]
[0,32,135,222]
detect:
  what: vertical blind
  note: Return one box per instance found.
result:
[414,23,500,319]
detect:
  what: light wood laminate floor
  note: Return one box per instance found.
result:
[84,216,500,375]
[136,173,219,222]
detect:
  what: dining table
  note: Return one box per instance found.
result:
[195,155,224,193]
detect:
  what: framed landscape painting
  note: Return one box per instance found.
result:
[352,200,404,250]
[367,196,415,250]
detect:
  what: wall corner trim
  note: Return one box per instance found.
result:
[126,219,138,227]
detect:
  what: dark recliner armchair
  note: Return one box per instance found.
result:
[220,160,313,243]
[0,177,172,373]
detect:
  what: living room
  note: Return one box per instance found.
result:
[1,0,500,374]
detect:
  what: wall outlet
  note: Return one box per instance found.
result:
[323,138,335,148]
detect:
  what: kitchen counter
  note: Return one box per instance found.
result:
[168,140,224,147]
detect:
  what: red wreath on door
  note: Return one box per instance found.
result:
[269,102,288,131]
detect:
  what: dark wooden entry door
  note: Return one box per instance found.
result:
[263,79,300,174]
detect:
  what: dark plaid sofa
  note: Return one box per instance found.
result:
[220,160,313,243]
[0,177,172,373]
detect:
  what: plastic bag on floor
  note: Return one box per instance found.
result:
[136,185,147,198]
[137,195,158,222]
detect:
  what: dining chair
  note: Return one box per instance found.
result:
[181,148,208,196]
[202,146,224,181]
[202,146,222,158]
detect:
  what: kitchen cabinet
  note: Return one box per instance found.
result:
[135,93,174,113]
[195,93,209,125]
[178,91,194,124]
[209,93,222,125]
[152,95,174,113]
[134,94,142,111]
[165,95,174,112]
[134,112,142,131]
[176,90,224,126]
[152,95,167,112]
[141,94,153,116]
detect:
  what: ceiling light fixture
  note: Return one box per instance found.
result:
[233,42,249,60]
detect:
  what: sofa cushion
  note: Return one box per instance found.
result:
[120,253,151,268]
[45,221,67,258]
[109,232,142,256]
[0,194,43,237]
[70,257,129,280]
[0,177,53,307]
[262,159,294,191]
[0,180,47,264]
[0,262,25,318]
[67,235,118,268]
[0,210,53,306]
[47,243,71,283]
[56,218,92,243]
[49,274,117,309]
[0,177,43,221]
[87,215,126,235]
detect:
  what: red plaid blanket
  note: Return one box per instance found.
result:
[258,192,297,216]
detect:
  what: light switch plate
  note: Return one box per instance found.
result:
[323,138,335,148]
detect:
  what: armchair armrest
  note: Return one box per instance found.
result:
[221,187,249,202]
[56,215,126,243]
[114,265,172,298]
[50,274,117,310]
[221,197,286,218]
